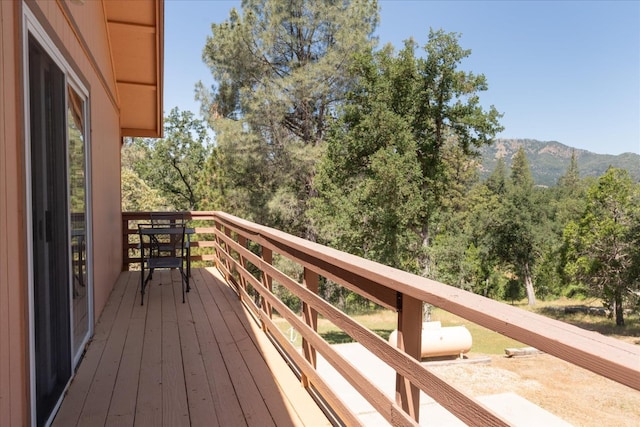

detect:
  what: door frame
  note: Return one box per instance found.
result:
[22,5,94,426]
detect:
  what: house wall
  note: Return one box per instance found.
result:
[0,1,125,424]
[0,2,29,426]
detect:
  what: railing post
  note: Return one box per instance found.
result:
[224,227,238,294]
[122,214,130,271]
[214,220,222,270]
[238,235,248,298]
[260,246,273,331]
[215,222,231,283]
[301,267,318,388]
[395,292,422,422]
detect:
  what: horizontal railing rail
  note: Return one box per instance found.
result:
[122,211,640,426]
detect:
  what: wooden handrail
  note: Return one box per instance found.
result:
[122,211,640,426]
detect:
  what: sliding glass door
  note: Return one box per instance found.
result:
[29,35,71,427]
[28,31,92,426]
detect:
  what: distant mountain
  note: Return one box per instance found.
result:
[477,139,640,187]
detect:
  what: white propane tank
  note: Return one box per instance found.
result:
[388,321,472,358]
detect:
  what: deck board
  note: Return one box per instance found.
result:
[173,270,218,427]
[77,271,140,426]
[187,269,246,427]
[196,269,276,427]
[161,273,190,427]
[104,296,145,427]
[52,268,330,427]
[134,269,163,427]
[51,272,131,426]
[206,273,304,427]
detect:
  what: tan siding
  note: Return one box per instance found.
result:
[29,0,124,319]
[90,102,122,317]
[32,0,117,110]
[68,0,118,103]
[0,1,29,426]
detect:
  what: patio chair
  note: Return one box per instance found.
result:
[150,212,191,277]
[138,222,189,305]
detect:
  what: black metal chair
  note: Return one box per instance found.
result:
[150,212,191,277]
[138,222,189,305]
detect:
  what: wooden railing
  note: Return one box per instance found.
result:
[122,211,640,426]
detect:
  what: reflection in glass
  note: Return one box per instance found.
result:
[68,86,88,358]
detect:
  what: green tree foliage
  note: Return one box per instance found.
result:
[313,101,425,270]
[132,108,211,211]
[533,151,589,299]
[121,139,170,211]
[121,168,169,212]
[197,0,379,236]
[557,149,580,189]
[313,31,502,272]
[486,157,507,195]
[424,144,492,292]
[554,150,589,227]
[485,148,550,305]
[562,167,640,325]
[510,147,534,189]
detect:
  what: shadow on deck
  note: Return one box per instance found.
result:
[52,268,330,427]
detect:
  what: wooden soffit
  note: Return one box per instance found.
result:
[105,0,164,138]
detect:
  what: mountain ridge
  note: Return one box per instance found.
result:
[477,139,640,187]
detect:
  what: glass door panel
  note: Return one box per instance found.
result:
[68,86,89,358]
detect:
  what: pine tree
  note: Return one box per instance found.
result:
[197,0,379,236]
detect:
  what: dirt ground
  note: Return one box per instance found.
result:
[429,352,640,426]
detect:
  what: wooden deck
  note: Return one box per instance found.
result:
[52,268,331,427]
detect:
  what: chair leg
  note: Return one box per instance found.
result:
[141,270,154,306]
[186,246,191,278]
[181,268,186,303]
[182,257,190,293]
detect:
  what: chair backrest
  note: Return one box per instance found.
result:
[138,222,187,259]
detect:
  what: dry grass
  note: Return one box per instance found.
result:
[520,297,640,345]
[272,309,398,348]
[431,354,640,426]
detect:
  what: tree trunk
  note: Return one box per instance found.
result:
[614,287,625,326]
[524,262,537,306]
[419,223,431,276]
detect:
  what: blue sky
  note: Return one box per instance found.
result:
[164,0,640,155]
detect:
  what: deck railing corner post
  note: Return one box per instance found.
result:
[238,235,248,301]
[395,292,422,422]
[260,246,273,330]
[301,267,319,388]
